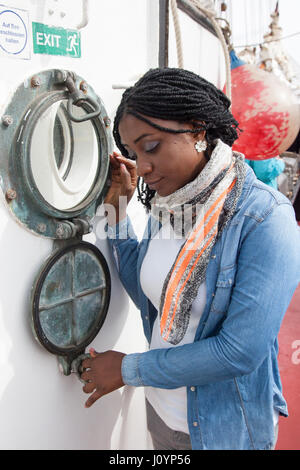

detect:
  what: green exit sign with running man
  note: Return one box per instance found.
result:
[32,22,81,58]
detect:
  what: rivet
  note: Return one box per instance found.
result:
[31,76,41,87]
[60,11,66,18]
[37,223,46,233]
[56,224,65,238]
[104,116,111,127]
[6,189,17,200]
[2,115,13,126]
[80,81,88,93]
[48,9,54,15]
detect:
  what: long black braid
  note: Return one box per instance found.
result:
[113,68,241,210]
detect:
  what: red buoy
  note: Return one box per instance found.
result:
[225,53,300,160]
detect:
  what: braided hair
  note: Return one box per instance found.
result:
[113,67,240,210]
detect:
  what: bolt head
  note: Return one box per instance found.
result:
[31,76,41,87]
[103,116,111,127]
[6,189,17,200]
[37,223,46,233]
[2,115,13,126]
[80,81,88,93]
[56,224,65,238]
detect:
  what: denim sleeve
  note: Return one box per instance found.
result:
[107,216,141,309]
[121,203,300,388]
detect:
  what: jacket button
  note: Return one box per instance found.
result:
[193,421,198,427]
[190,386,195,392]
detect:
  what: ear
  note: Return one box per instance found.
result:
[194,129,206,142]
[190,121,206,142]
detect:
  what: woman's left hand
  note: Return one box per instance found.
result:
[81,349,126,408]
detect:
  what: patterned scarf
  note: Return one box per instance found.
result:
[150,139,246,344]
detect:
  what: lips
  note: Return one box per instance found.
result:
[144,177,164,188]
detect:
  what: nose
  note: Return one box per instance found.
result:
[136,156,153,178]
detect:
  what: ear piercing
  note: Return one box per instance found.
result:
[195,140,207,153]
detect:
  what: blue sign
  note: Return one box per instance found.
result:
[0,5,29,59]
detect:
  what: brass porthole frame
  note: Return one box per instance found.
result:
[0,69,112,238]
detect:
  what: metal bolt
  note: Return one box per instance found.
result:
[31,76,41,87]
[60,11,66,18]
[6,189,17,200]
[37,223,46,233]
[103,116,111,127]
[48,9,54,15]
[56,224,65,238]
[80,81,88,93]
[2,115,13,126]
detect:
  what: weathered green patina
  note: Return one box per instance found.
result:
[0,68,112,238]
[0,69,113,375]
[31,241,111,375]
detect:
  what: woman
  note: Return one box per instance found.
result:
[81,68,300,450]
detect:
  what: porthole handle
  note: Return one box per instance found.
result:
[67,94,101,123]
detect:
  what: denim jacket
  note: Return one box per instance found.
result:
[107,167,300,450]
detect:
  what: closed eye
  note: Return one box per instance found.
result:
[144,141,160,153]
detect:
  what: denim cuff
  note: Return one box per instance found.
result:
[121,353,144,387]
[107,216,137,241]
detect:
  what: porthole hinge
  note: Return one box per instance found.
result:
[56,70,101,123]
[55,217,93,239]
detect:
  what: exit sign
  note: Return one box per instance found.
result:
[32,22,81,58]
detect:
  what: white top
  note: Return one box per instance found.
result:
[140,220,206,434]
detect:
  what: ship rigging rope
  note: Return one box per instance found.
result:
[234,30,300,49]
[170,0,232,103]
[170,0,184,68]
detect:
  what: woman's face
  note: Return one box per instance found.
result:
[118,114,207,197]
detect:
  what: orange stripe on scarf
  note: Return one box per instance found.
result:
[160,178,237,338]
[163,229,218,340]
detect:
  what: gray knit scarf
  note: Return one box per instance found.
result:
[150,139,246,344]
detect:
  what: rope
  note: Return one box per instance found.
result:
[170,0,184,68]
[170,0,232,104]
[190,0,232,103]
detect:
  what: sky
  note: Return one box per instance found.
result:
[228,0,300,64]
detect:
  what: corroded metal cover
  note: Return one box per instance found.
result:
[0,69,112,238]
[31,241,110,359]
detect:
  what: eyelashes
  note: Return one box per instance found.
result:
[126,141,160,160]
[144,141,160,153]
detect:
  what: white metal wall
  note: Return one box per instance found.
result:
[1,0,295,450]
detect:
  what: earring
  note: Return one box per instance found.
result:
[195,140,207,153]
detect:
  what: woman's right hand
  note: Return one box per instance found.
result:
[104,152,137,222]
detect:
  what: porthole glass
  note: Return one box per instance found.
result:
[0,69,112,238]
[31,241,111,357]
[30,99,100,211]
